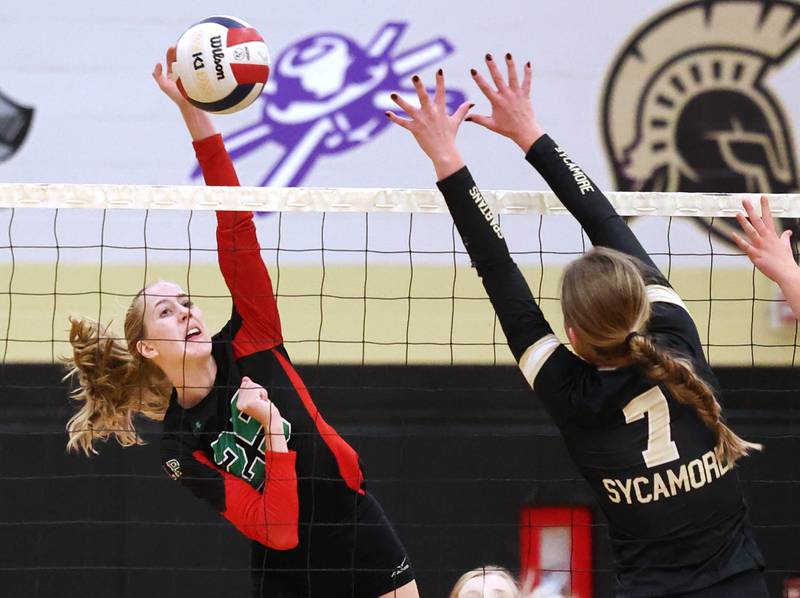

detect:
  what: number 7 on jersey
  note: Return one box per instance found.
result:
[623,386,680,468]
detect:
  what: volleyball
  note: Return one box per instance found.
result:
[173,15,270,114]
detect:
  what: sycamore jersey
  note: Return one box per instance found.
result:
[436,134,763,596]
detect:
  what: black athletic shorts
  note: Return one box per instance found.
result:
[250,491,415,597]
[664,568,768,597]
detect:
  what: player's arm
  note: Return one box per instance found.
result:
[154,46,282,353]
[467,55,664,282]
[192,130,283,355]
[161,435,299,550]
[733,196,800,319]
[387,72,568,391]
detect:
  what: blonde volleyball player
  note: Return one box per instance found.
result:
[387,55,767,596]
[733,196,800,319]
[63,48,418,598]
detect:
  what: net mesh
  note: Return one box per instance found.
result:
[0,184,797,596]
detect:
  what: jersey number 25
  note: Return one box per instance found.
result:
[623,386,680,468]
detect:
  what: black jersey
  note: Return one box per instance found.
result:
[160,135,414,597]
[436,134,763,596]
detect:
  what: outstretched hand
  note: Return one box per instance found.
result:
[732,196,798,286]
[386,71,473,180]
[152,46,216,141]
[467,54,544,152]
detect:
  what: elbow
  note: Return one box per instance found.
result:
[251,523,298,551]
[269,528,299,551]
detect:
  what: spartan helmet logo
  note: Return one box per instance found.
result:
[602,0,800,242]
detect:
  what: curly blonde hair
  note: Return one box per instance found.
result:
[63,287,172,456]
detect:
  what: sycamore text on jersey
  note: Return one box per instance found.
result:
[602,449,733,505]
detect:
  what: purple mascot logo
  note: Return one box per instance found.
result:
[192,22,465,186]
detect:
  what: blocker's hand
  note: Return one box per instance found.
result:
[732,196,797,285]
[386,71,472,180]
[236,376,288,452]
[467,53,544,153]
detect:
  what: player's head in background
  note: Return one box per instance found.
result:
[64,280,212,456]
[449,565,520,598]
[561,246,761,466]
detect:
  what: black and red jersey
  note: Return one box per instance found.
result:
[160,134,365,559]
[436,134,763,596]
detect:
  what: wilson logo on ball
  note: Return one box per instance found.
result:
[173,15,271,114]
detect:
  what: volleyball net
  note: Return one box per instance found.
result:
[0,183,798,367]
[0,184,798,597]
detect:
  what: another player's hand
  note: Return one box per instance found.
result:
[237,377,288,452]
[386,71,473,180]
[467,54,544,153]
[732,196,799,286]
[152,47,191,108]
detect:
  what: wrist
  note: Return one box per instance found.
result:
[432,152,465,181]
[777,263,800,291]
[513,123,546,153]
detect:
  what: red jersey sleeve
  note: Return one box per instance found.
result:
[191,449,299,550]
[193,134,283,358]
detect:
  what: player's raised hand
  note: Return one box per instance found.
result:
[467,54,544,152]
[732,196,798,285]
[152,47,190,107]
[237,377,288,452]
[386,71,473,180]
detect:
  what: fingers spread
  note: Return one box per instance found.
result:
[390,92,417,116]
[760,195,776,232]
[452,101,474,124]
[471,68,497,101]
[522,61,532,96]
[385,111,413,130]
[412,75,431,108]
[485,53,506,92]
[434,69,446,108]
[505,53,519,90]
[735,211,760,244]
[465,113,494,130]
[731,231,753,255]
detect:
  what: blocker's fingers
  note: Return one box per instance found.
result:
[434,69,446,107]
[521,61,532,96]
[731,231,754,256]
[505,53,519,89]
[760,195,777,232]
[470,68,497,101]
[452,101,474,123]
[390,92,417,116]
[385,111,413,130]
[465,113,494,130]
[152,63,163,79]
[411,75,431,108]
[736,211,760,243]
[743,198,768,236]
[485,53,507,91]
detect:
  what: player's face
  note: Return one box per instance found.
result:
[457,572,517,598]
[138,281,212,365]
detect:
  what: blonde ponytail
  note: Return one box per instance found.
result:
[562,247,761,468]
[63,289,172,456]
[629,335,762,467]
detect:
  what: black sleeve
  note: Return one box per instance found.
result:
[525,134,668,286]
[436,166,552,362]
[161,433,226,513]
